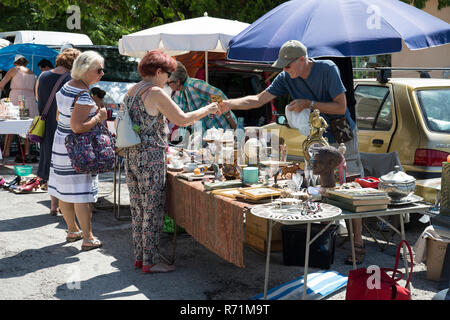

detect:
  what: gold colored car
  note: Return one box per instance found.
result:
[263,77,450,179]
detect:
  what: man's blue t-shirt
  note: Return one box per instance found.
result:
[267,59,355,144]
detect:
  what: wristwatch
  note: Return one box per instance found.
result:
[310,100,315,112]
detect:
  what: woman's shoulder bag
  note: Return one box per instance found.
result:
[27,72,70,143]
[65,90,115,175]
[115,82,153,148]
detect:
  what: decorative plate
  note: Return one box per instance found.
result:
[250,201,342,225]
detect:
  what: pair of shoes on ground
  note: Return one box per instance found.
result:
[66,231,102,251]
[135,260,175,273]
[2,176,21,190]
[345,243,366,265]
[16,177,40,193]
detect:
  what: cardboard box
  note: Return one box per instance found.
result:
[426,237,449,281]
[245,231,283,253]
[244,211,283,253]
[245,212,282,241]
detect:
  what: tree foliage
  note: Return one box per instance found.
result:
[0,0,447,45]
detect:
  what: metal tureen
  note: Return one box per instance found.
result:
[378,165,416,200]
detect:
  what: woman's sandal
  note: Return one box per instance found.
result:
[81,238,103,251]
[142,262,175,273]
[17,178,40,193]
[345,243,366,265]
[2,176,21,190]
[66,231,83,243]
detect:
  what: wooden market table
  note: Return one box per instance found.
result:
[167,171,248,268]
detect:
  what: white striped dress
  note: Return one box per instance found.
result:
[48,83,98,203]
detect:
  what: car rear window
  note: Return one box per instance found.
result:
[416,88,450,134]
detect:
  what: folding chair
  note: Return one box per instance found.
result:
[359,151,404,251]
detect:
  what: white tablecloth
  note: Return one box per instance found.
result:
[0,119,33,136]
[0,119,33,159]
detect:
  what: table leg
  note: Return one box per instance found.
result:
[399,213,410,290]
[263,219,273,300]
[113,154,117,219]
[348,219,356,269]
[302,222,311,300]
[170,218,178,265]
[117,156,122,218]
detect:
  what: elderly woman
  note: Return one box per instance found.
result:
[48,51,107,251]
[0,54,37,159]
[124,50,219,273]
[35,48,81,215]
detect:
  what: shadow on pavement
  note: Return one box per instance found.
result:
[0,243,80,279]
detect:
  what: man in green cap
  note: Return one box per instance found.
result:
[220,39,365,265]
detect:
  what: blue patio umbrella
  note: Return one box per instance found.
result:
[0,43,59,76]
[227,0,450,62]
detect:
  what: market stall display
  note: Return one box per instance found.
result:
[108,122,435,298]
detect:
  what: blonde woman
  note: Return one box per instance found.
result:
[48,51,107,251]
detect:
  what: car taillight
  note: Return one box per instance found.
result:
[414,149,450,167]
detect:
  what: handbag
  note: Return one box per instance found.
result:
[329,116,354,144]
[345,240,413,300]
[27,72,70,143]
[115,82,153,148]
[65,90,115,174]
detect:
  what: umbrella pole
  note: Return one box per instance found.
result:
[205,51,208,83]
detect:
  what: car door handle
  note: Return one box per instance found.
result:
[372,139,384,146]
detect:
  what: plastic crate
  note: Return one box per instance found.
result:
[281,223,338,269]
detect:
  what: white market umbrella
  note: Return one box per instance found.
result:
[119,12,250,82]
[0,38,10,48]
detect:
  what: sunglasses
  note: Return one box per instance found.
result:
[284,58,298,69]
[167,80,176,85]
[96,68,105,74]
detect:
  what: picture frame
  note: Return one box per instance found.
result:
[238,186,281,200]
[211,188,242,199]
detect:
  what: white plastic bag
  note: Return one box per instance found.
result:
[285,105,310,136]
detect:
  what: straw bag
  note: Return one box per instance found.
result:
[27,72,70,143]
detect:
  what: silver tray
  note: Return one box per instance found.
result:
[389,194,423,206]
[250,200,342,225]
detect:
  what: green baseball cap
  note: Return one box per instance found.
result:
[272,40,308,69]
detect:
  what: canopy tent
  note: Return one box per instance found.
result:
[119,12,250,82]
[0,43,58,76]
[227,0,450,62]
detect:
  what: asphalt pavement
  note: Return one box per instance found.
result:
[0,158,444,301]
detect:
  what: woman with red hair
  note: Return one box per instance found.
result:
[123,50,219,273]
